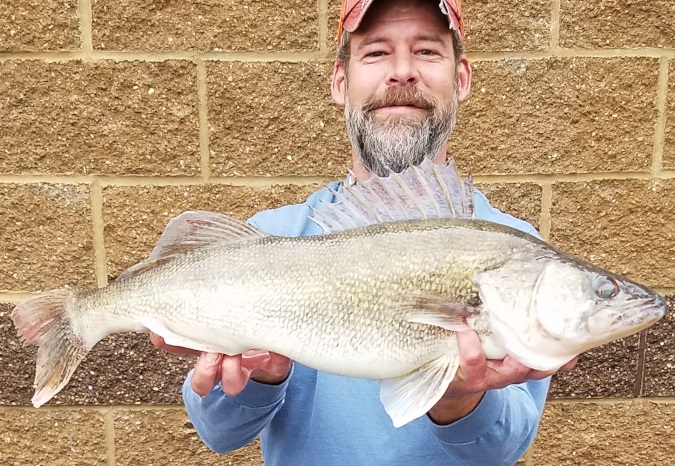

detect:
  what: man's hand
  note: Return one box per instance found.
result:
[149,332,292,397]
[428,331,578,425]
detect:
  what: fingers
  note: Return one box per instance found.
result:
[190,349,293,398]
[241,350,272,370]
[487,356,532,382]
[517,357,578,382]
[191,352,224,397]
[191,353,256,398]
[449,331,580,398]
[219,354,255,397]
[456,331,486,377]
[487,355,574,385]
[250,352,293,385]
[148,332,165,348]
[518,356,579,382]
[560,357,579,371]
[267,352,293,373]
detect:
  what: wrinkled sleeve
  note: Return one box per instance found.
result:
[182,366,294,454]
[428,378,549,465]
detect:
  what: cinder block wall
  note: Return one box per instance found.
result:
[1,1,673,465]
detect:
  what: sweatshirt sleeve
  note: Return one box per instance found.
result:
[428,378,549,465]
[182,366,293,454]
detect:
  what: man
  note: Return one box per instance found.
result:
[152,0,576,464]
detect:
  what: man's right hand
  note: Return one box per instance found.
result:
[149,333,292,397]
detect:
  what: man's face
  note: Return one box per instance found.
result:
[332,0,471,176]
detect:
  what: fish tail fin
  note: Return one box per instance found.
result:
[11,288,90,407]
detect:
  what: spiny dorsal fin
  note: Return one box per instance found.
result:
[117,211,268,281]
[310,158,474,234]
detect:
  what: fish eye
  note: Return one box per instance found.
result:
[592,275,620,299]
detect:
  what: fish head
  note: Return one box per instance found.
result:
[532,257,666,346]
[476,249,667,371]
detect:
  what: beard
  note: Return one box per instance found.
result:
[344,84,459,177]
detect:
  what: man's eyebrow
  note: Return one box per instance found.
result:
[355,37,390,50]
[412,35,450,46]
[356,34,450,50]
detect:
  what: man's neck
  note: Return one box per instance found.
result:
[350,147,450,183]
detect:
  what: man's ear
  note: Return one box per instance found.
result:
[331,61,346,106]
[456,56,472,103]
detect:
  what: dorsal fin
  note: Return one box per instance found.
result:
[310,158,474,234]
[117,211,267,281]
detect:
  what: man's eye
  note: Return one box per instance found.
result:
[365,51,385,58]
[418,49,436,56]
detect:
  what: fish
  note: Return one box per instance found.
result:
[11,158,667,428]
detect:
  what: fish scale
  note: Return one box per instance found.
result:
[11,158,666,428]
[77,221,507,369]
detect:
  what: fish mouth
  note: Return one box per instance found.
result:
[586,293,667,344]
[601,294,667,336]
[632,293,667,322]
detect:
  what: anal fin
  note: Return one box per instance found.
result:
[380,353,460,428]
[140,318,246,355]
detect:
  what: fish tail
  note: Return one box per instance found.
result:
[11,288,90,407]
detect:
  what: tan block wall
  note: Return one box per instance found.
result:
[1,1,674,465]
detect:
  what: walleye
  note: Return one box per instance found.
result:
[12,159,667,427]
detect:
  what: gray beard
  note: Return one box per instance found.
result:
[344,90,458,177]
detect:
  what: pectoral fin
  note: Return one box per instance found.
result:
[380,353,460,428]
[395,293,480,332]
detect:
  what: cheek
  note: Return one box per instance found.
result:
[533,265,592,338]
[418,67,457,97]
[345,67,388,102]
[535,293,581,337]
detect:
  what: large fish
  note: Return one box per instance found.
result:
[12,159,667,427]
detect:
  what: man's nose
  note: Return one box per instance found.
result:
[387,53,419,86]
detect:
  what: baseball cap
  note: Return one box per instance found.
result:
[337,0,465,43]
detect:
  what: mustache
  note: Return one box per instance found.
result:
[362,87,435,112]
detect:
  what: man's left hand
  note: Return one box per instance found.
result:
[427,331,577,425]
